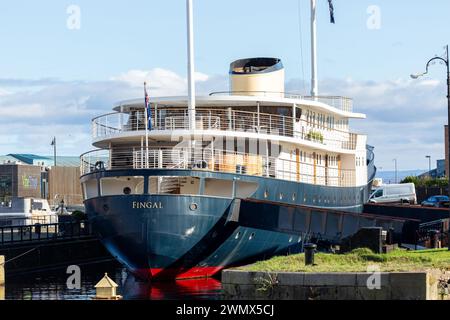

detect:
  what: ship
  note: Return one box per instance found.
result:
[80,1,376,280]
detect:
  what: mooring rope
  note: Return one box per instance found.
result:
[0,246,42,266]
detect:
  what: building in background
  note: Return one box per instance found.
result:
[0,164,42,201]
[437,159,446,178]
[0,154,82,207]
[418,159,446,179]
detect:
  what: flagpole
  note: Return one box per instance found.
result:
[144,83,149,169]
[310,0,318,97]
[187,0,196,132]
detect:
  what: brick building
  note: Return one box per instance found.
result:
[0,155,83,206]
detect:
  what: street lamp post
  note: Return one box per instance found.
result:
[393,158,398,184]
[411,45,450,250]
[51,137,57,167]
[426,155,431,177]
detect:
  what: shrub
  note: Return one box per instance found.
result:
[401,176,448,188]
[307,131,324,143]
[71,210,87,221]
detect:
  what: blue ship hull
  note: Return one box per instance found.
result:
[82,162,376,280]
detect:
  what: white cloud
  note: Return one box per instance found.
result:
[0,68,224,156]
[0,69,445,170]
[111,68,211,96]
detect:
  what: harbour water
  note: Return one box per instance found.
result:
[4,263,223,300]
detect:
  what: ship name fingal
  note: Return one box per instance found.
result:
[132,201,163,209]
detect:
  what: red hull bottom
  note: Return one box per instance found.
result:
[135,266,224,281]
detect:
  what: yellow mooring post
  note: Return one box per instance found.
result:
[94,273,122,300]
[0,256,4,286]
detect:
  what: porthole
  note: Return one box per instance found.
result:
[123,187,131,195]
[289,236,293,243]
[249,232,256,240]
[189,203,198,211]
[235,232,241,240]
[292,193,297,201]
[103,204,109,212]
[264,190,269,199]
[298,236,302,243]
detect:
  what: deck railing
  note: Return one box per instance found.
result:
[209,92,354,113]
[92,108,358,151]
[80,147,356,187]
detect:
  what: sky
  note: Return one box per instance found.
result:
[0,0,449,171]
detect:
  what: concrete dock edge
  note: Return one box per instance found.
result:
[222,270,441,300]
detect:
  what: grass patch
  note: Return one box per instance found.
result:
[239,248,450,273]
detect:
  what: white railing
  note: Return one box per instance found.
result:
[92,109,358,151]
[80,147,356,187]
[209,92,354,113]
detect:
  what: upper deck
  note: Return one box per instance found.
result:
[92,94,366,153]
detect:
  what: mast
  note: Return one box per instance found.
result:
[310,0,318,97]
[187,0,196,131]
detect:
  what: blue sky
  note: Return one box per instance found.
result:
[0,0,449,171]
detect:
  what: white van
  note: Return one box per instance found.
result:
[369,183,417,204]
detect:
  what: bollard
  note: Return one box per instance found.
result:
[0,256,4,286]
[429,230,440,249]
[304,243,317,266]
[386,228,395,245]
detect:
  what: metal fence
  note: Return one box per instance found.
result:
[0,221,91,245]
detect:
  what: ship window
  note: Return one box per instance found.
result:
[264,190,269,199]
[295,108,302,121]
[249,232,255,240]
[100,176,144,196]
[149,176,200,195]
[292,193,297,201]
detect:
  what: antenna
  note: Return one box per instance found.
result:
[310,0,318,97]
[310,0,335,97]
[186,0,196,131]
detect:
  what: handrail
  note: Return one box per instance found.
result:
[208,91,353,112]
[80,147,357,187]
[92,108,359,151]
